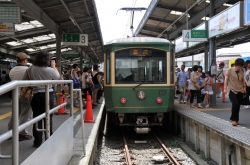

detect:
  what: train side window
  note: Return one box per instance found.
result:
[106,49,111,84]
[170,49,174,84]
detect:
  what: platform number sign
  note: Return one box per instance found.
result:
[62,33,88,46]
[182,30,207,42]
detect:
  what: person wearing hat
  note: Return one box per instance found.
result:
[216,62,227,103]
[7,52,33,141]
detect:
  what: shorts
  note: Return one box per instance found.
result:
[204,91,213,95]
[178,86,186,93]
[94,84,100,89]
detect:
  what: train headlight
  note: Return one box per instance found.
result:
[138,91,146,99]
[120,97,127,104]
[156,97,162,104]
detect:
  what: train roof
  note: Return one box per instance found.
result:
[106,37,171,44]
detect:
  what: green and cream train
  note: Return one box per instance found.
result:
[103,37,175,133]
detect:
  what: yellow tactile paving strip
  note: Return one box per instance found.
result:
[174,100,245,111]
[0,106,79,121]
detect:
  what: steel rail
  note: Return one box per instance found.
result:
[154,133,180,165]
[122,133,132,165]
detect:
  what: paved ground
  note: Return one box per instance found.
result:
[175,94,250,129]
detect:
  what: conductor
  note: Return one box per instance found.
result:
[116,61,133,82]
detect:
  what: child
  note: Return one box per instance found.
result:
[204,71,214,108]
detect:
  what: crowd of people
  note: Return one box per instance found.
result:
[1,50,104,148]
[176,58,249,126]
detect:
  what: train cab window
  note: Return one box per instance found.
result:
[115,49,166,84]
[106,49,111,84]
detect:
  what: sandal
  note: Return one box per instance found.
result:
[19,134,32,141]
[190,105,196,108]
[198,106,203,109]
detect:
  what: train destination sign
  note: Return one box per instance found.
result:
[129,49,152,56]
[182,30,207,42]
[62,33,88,46]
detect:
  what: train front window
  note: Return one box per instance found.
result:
[115,49,166,84]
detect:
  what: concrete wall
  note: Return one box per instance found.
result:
[176,112,250,165]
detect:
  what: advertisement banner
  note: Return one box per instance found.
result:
[245,0,250,25]
[208,2,243,38]
[0,22,14,35]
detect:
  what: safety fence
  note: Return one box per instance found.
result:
[0,80,86,165]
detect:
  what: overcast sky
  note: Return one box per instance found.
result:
[95,0,151,44]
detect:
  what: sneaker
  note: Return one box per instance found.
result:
[19,134,32,141]
[205,105,209,108]
[183,101,186,104]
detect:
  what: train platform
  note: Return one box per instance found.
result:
[175,94,250,129]
[0,93,105,165]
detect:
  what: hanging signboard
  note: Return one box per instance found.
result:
[175,37,187,53]
[208,2,243,38]
[62,34,88,46]
[0,2,21,23]
[189,22,207,47]
[244,0,250,25]
[182,30,207,42]
[0,22,14,35]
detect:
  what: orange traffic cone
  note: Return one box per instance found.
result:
[84,94,95,123]
[55,93,67,115]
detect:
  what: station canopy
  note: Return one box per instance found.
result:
[0,0,104,67]
[135,0,243,57]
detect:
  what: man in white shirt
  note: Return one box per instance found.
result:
[8,52,32,141]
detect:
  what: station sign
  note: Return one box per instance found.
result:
[82,63,90,66]
[0,22,14,35]
[61,54,79,58]
[208,2,243,38]
[62,34,88,46]
[182,30,207,42]
[0,2,21,23]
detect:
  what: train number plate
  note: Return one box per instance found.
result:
[159,90,166,95]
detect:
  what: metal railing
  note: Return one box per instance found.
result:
[0,80,85,165]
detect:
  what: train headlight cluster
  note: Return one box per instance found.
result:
[120,97,127,104]
[156,97,162,104]
[138,91,146,99]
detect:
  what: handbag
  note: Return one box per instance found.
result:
[72,78,79,88]
[20,66,33,102]
[241,94,250,105]
[194,82,201,89]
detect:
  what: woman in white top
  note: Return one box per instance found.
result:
[189,65,203,108]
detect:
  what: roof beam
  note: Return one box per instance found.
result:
[9,39,56,50]
[169,0,230,39]
[149,17,182,26]
[12,0,60,35]
[156,4,186,12]
[138,32,157,37]
[39,0,82,9]
[59,16,95,27]
[217,28,250,44]
[29,45,68,54]
[142,26,165,33]
[0,27,49,41]
[0,47,20,56]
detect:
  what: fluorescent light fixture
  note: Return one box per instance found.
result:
[6,41,23,46]
[26,48,36,52]
[206,0,210,3]
[170,10,183,15]
[201,17,210,20]
[223,3,233,7]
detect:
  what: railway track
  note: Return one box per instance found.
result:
[122,132,180,165]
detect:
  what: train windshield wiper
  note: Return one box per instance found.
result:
[133,83,142,90]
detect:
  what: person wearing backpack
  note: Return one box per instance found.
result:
[7,52,33,141]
